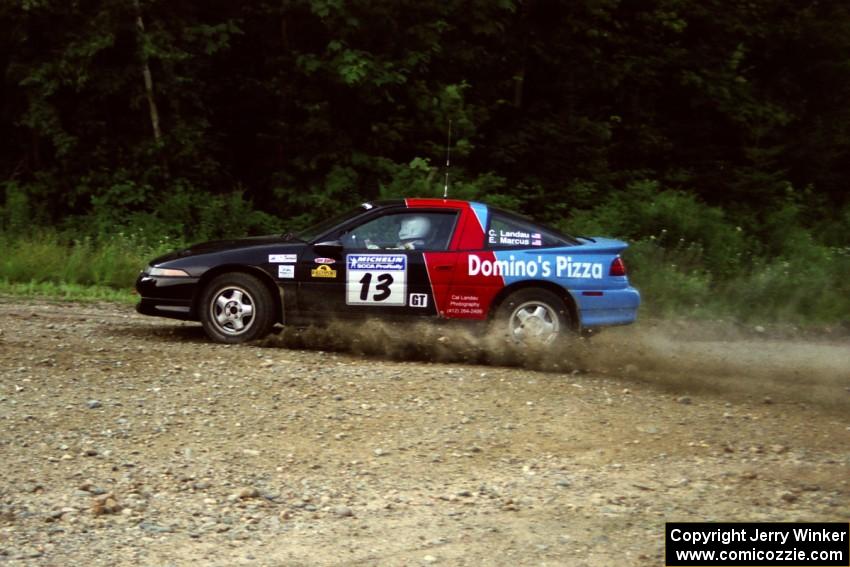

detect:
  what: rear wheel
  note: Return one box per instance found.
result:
[494,288,573,346]
[200,273,276,344]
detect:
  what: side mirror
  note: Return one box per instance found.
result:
[314,240,343,255]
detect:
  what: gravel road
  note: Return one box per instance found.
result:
[0,299,848,566]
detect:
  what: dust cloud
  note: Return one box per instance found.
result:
[262,318,850,411]
[588,325,850,411]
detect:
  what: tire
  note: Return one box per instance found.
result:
[494,288,573,346]
[200,273,276,344]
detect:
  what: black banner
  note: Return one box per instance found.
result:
[666,522,849,566]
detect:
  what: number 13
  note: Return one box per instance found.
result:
[359,273,394,302]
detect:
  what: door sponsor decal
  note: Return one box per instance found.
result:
[278,265,294,279]
[446,294,482,316]
[269,254,297,263]
[311,265,337,278]
[468,254,603,279]
[346,254,407,306]
[409,293,428,308]
[314,257,336,265]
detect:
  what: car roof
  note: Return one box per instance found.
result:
[364,198,483,210]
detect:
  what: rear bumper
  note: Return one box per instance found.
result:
[575,287,640,328]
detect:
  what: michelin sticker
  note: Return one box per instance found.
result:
[469,255,603,279]
[269,254,297,263]
[346,254,407,306]
[278,265,294,279]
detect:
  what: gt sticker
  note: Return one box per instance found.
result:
[269,254,297,263]
[409,293,428,308]
[311,265,337,278]
[346,254,407,306]
[278,265,294,279]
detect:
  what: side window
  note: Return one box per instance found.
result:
[340,211,457,251]
[487,213,563,249]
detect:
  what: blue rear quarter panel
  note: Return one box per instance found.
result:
[492,241,640,328]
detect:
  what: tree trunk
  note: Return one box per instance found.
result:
[513,0,531,109]
[513,67,525,109]
[133,0,163,144]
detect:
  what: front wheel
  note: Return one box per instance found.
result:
[200,273,276,344]
[494,288,573,346]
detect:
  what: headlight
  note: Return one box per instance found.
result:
[147,266,190,277]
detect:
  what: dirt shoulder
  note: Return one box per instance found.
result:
[0,299,848,566]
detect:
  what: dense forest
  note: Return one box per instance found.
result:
[1,0,848,322]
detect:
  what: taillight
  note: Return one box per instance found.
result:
[610,257,627,276]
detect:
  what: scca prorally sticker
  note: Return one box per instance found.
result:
[277,265,295,279]
[269,254,297,263]
[314,257,336,265]
[311,265,337,278]
[346,254,407,306]
[409,293,428,308]
[468,255,603,279]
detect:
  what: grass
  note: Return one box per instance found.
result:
[0,280,136,303]
[625,240,850,325]
[0,232,157,288]
[0,231,159,304]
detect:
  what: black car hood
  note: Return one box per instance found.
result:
[187,235,291,253]
[151,235,302,265]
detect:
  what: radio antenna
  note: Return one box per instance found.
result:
[443,119,452,199]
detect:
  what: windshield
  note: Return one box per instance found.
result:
[295,203,373,242]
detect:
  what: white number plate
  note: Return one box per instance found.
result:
[346,254,407,306]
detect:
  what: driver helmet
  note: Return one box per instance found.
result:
[398,215,431,241]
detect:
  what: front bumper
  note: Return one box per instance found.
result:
[136,298,194,320]
[135,274,200,321]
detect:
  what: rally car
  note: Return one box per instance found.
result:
[135,198,640,344]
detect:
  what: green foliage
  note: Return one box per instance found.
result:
[52,176,283,245]
[566,181,747,277]
[1,182,32,234]
[624,240,713,317]
[5,0,850,218]
[565,181,850,324]
[376,157,440,199]
[0,231,154,289]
